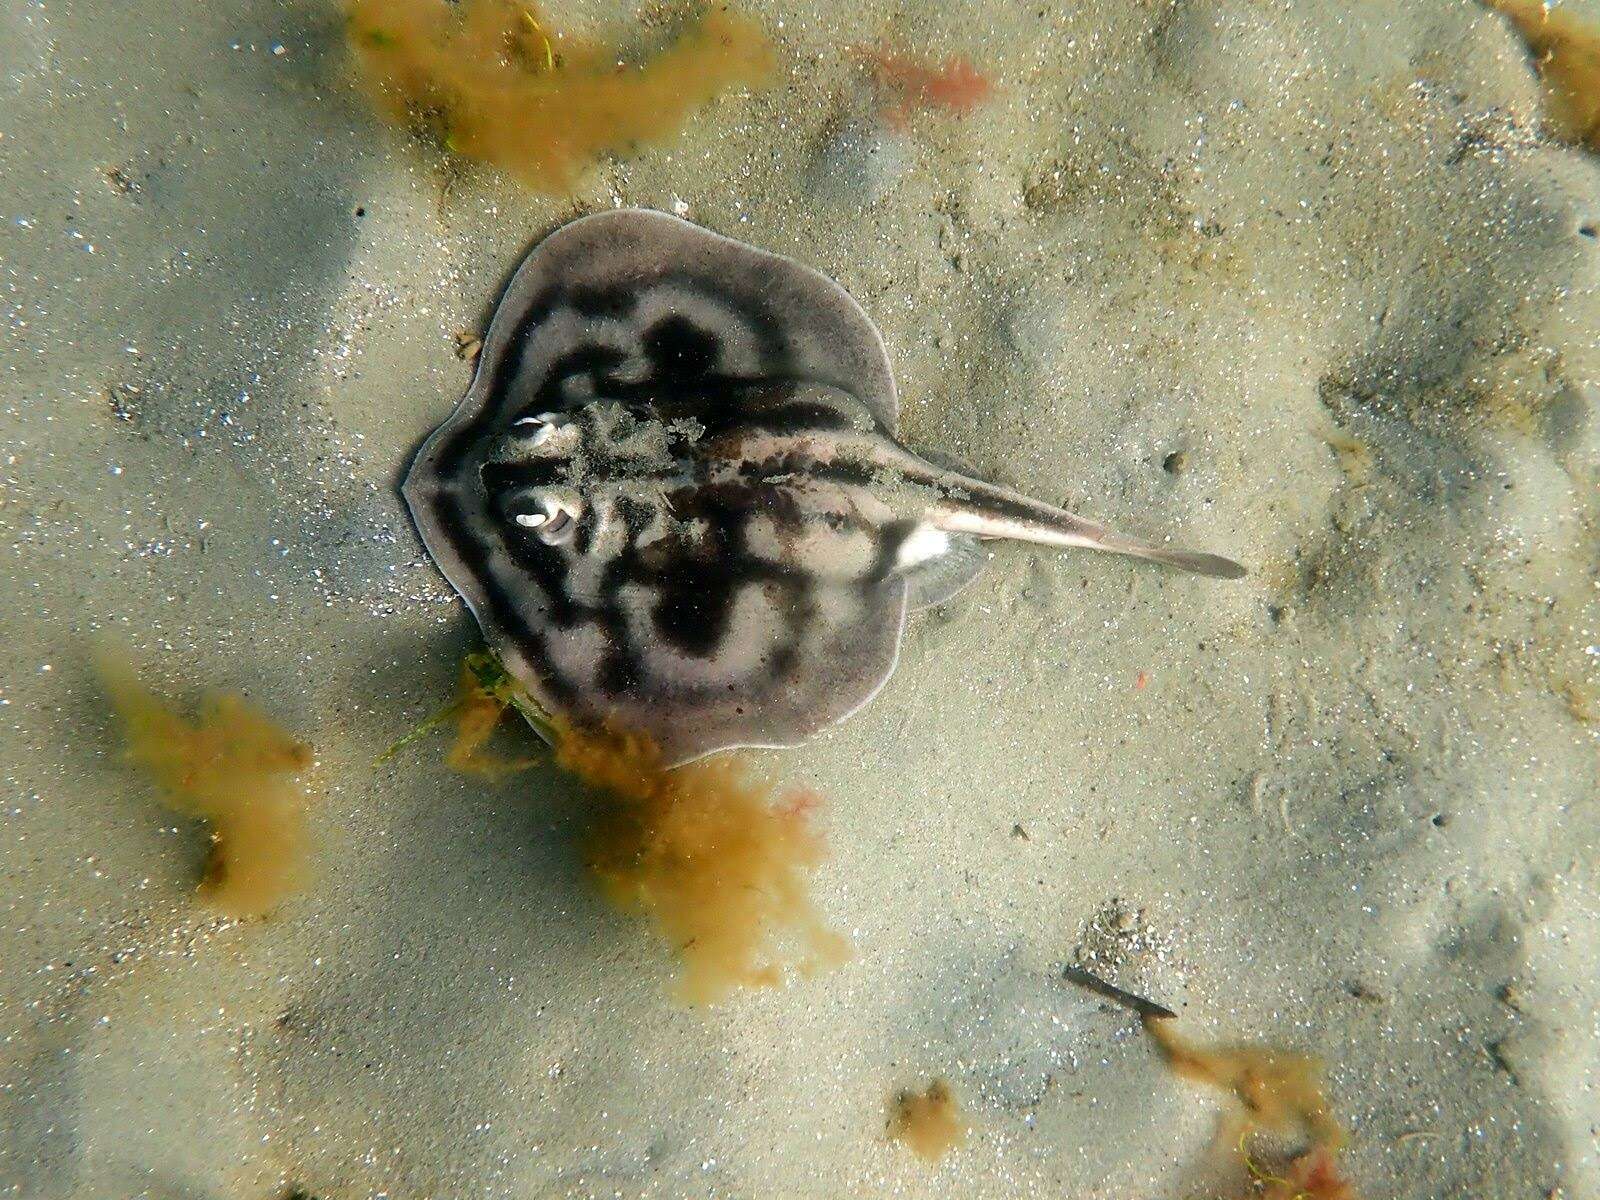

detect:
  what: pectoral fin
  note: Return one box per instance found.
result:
[899,530,989,608]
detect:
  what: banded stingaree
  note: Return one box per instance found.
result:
[404,209,1243,765]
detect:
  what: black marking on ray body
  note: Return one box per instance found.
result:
[615,493,659,541]
[433,421,487,489]
[480,459,566,493]
[597,644,641,697]
[493,272,797,426]
[726,455,886,496]
[576,491,674,700]
[643,314,721,381]
[570,504,597,555]
[501,534,582,626]
[677,480,813,537]
[569,284,638,319]
[865,519,918,587]
[744,398,860,433]
[647,489,795,659]
[701,398,860,440]
[529,344,633,412]
[427,492,580,713]
[653,570,738,657]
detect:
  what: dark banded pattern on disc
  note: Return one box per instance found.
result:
[404,210,912,765]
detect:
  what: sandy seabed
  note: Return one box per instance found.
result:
[1,1,1597,1197]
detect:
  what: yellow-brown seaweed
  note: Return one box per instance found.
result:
[434,653,850,1003]
[98,653,312,918]
[345,0,774,193]
[445,654,543,779]
[1144,1016,1359,1199]
[889,1078,966,1161]
[563,723,851,1004]
[1488,0,1600,151]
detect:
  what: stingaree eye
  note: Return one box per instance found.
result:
[511,411,564,445]
[540,508,574,540]
[512,494,580,545]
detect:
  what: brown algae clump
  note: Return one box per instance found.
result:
[450,652,544,779]
[1488,0,1600,150]
[424,653,850,1003]
[1144,1016,1358,1198]
[889,1078,966,1161]
[345,0,774,192]
[560,724,851,1005]
[99,653,312,918]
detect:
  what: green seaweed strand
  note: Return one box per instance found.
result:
[375,648,557,766]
